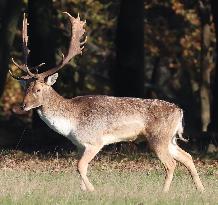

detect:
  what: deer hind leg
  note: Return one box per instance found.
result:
[169,142,205,192]
[78,144,102,192]
[154,146,177,192]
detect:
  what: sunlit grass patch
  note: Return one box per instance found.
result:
[0,150,217,204]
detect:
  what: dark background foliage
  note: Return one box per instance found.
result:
[0,0,217,154]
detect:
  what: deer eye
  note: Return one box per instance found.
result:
[36,89,41,93]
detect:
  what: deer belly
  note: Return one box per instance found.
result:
[101,121,144,145]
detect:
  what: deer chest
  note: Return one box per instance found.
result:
[37,109,74,137]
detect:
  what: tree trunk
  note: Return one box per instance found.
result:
[209,0,218,136]
[28,0,56,69]
[198,0,213,132]
[0,0,22,97]
[28,0,62,145]
[112,0,145,98]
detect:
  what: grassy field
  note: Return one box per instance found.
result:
[0,150,217,205]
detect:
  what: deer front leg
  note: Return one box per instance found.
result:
[78,144,102,192]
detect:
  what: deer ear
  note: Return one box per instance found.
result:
[45,73,58,86]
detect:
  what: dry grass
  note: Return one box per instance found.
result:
[0,150,217,205]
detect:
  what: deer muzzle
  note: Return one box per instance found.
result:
[22,103,27,111]
[21,102,32,111]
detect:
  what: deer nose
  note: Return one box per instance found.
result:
[22,103,27,110]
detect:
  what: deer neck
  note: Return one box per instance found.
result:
[36,87,77,137]
[37,86,74,120]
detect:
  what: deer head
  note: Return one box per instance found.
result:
[10,12,86,111]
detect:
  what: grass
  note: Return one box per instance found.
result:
[0,150,217,205]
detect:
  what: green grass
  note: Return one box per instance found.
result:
[0,151,217,205]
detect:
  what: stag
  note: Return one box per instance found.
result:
[10,13,204,192]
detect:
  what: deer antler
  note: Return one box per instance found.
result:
[37,12,86,81]
[10,12,86,81]
[22,13,29,67]
[10,13,45,80]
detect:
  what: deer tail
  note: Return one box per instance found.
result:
[176,110,188,142]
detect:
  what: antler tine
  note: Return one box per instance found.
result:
[31,63,46,71]
[9,69,33,80]
[80,36,88,46]
[9,69,22,80]
[22,13,29,66]
[25,66,37,78]
[11,57,36,77]
[11,58,26,72]
[37,12,86,80]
